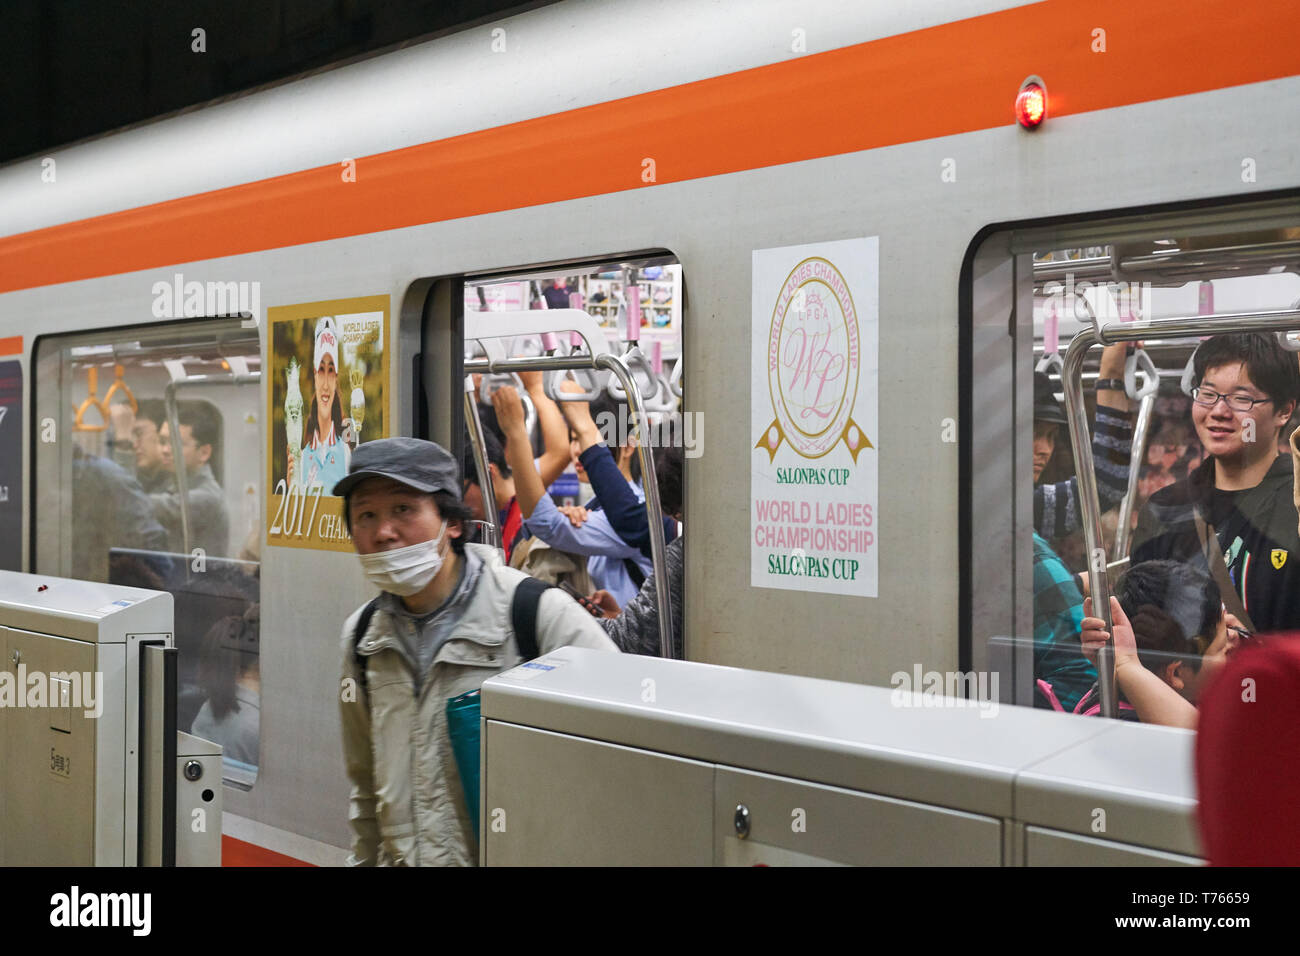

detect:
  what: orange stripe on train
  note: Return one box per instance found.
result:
[221,835,314,867]
[0,0,1297,294]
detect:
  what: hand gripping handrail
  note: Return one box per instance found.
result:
[479,372,537,437]
[1062,307,1300,718]
[463,310,675,659]
[668,356,683,398]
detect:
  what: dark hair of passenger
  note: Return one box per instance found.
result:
[176,399,223,481]
[178,400,221,449]
[1114,560,1222,674]
[134,398,168,430]
[475,402,506,452]
[589,392,649,484]
[342,486,471,555]
[461,426,511,484]
[433,491,472,555]
[655,438,685,519]
[1193,332,1300,411]
[198,613,257,721]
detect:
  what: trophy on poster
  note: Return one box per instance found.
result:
[284,358,304,486]
[349,367,366,441]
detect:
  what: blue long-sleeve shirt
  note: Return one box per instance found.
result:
[524,490,651,608]
[578,444,677,560]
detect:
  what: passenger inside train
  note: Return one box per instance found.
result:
[192,606,261,767]
[1027,252,1300,727]
[1068,560,1242,727]
[1033,343,1133,541]
[38,323,264,781]
[154,401,230,560]
[1131,332,1300,636]
[494,383,651,609]
[597,440,685,659]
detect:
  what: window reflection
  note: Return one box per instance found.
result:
[37,321,262,786]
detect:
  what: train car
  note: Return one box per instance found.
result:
[1,0,1298,864]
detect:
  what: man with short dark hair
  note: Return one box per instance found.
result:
[335,437,615,866]
[152,400,229,557]
[1132,332,1300,634]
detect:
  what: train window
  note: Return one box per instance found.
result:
[969,205,1300,724]
[428,254,686,658]
[33,317,263,787]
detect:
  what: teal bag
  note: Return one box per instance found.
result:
[445,689,482,836]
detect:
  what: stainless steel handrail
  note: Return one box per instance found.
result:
[1034,241,1300,287]
[463,376,501,551]
[1112,389,1156,561]
[1062,308,1300,717]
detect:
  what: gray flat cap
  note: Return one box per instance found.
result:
[332,437,461,499]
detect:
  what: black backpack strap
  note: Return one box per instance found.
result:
[622,557,646,590]
[351,598,381,698]
[511,577,554,662]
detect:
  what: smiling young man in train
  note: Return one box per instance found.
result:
[333,437,615,867]
[1131,332,1300,635]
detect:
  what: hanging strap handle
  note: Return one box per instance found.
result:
[605,345,660,402]
[102,363,138,414]
[1124,348,1159,400]
[73,366,112,432]
[1180,349,1199,397]
[1035,300,1064,374]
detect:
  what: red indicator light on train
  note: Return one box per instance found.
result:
[1016,82,1046,128]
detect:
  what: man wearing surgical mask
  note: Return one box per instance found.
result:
[333,437,615,867]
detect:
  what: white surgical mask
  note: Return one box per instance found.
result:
[358,525,448,596]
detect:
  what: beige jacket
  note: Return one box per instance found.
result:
[339,543,616,866]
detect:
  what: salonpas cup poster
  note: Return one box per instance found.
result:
[751,237,878,597]
[266,295,389,552]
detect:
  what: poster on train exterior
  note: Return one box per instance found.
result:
[266,295,389,552]
[751,237,878,597]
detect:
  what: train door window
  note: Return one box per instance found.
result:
[967,199,1300,720]
[33,318,263,787]
[424,254,686,657]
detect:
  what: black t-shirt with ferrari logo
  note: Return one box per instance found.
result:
[1132,454,1300,636]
